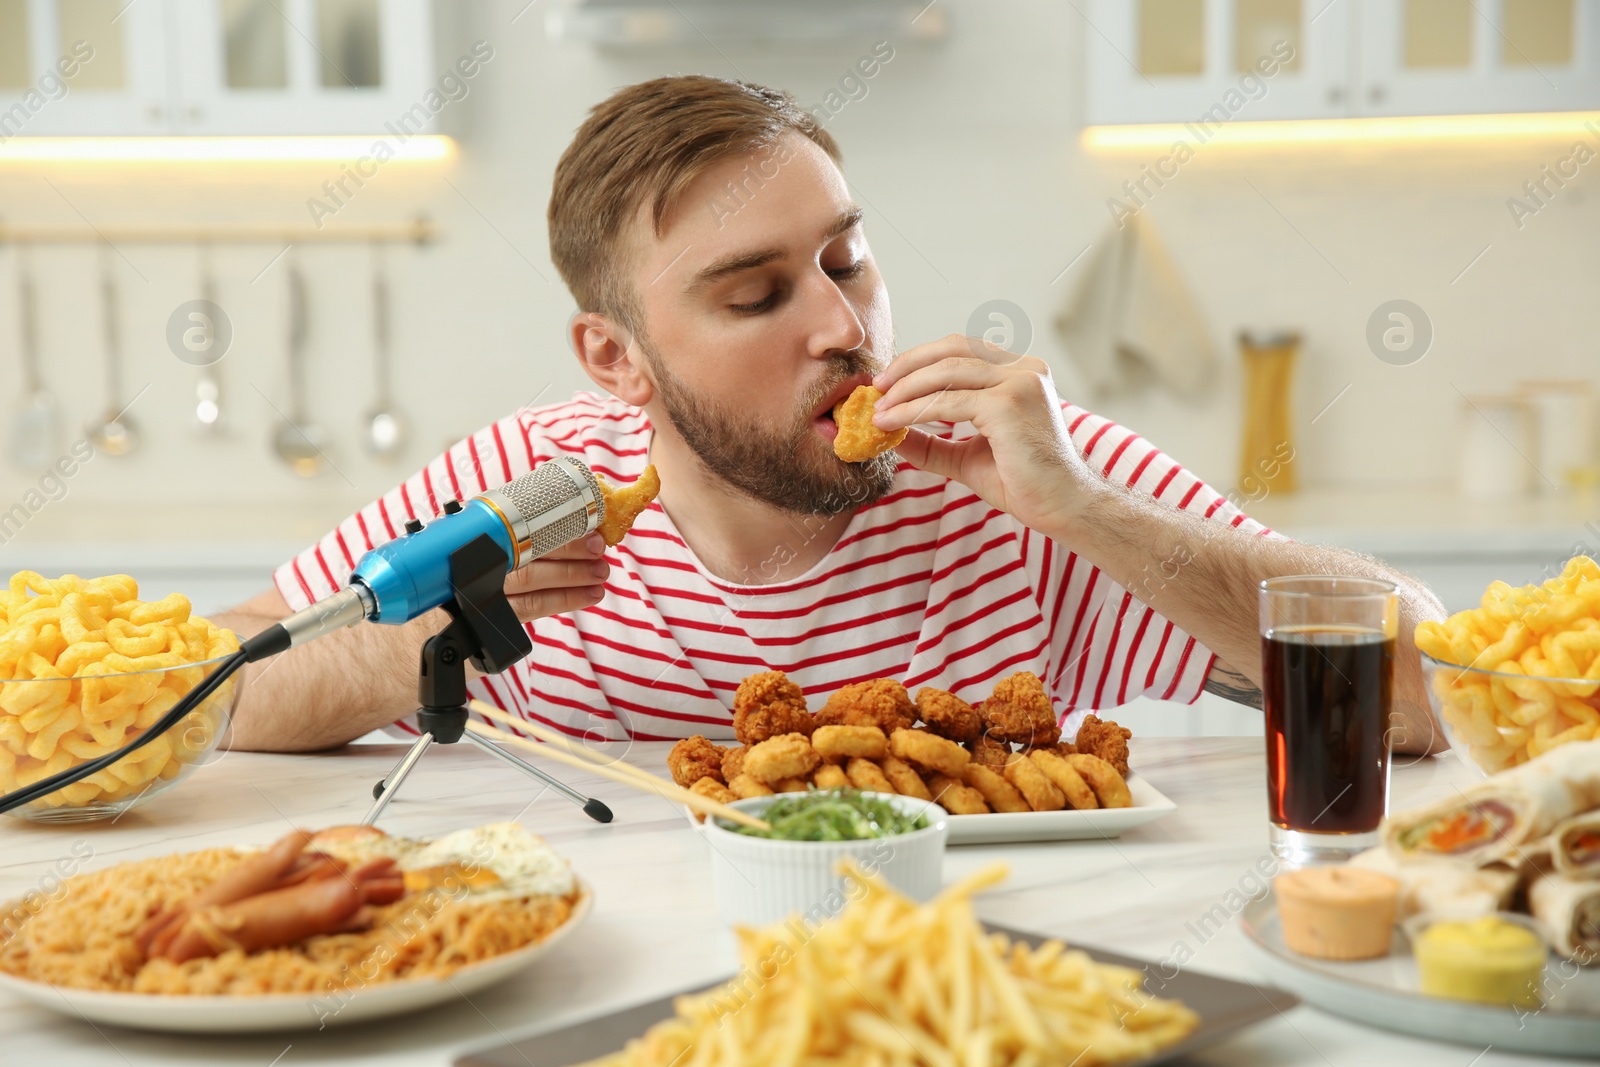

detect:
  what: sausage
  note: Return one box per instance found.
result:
[277,851,347,887]
[137,829,313,957]
[160,877,364,963]
[189,830,316,909]
[351,857,406,905]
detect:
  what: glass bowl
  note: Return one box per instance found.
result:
[1421,652,1599,776]
[0,655,242,823]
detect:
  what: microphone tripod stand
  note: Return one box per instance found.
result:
[361,534,613,826]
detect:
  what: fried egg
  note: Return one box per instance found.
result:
[307,822,575,902]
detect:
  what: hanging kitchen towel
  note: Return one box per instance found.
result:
[1053,212,1216,398]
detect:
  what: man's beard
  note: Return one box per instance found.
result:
[647,346,898,517]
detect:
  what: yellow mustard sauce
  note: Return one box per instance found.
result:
[1414,916,1546,1008]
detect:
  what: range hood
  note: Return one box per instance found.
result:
[547,0,949,46]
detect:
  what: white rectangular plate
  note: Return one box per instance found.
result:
[943,772,1176,844]
[685,774,1175,845]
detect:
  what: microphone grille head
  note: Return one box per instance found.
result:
[490,457,604,564]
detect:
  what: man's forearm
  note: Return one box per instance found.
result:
[214,606,448,752]
[1052,481,1449,754]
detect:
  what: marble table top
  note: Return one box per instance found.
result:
[0,737,1557,1066]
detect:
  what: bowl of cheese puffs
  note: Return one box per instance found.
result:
[1416,556,1600,775]
[669,669,1136,823]
[0,572,242,822]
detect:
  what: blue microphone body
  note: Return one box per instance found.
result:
[352,500,514,623]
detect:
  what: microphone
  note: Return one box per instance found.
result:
[255,457,605,658]
[0,457,612,818]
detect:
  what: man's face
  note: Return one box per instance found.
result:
[625,133,896,516]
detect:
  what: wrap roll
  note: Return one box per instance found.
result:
[1350,847,1517,920]
[1529,874,1600,961]
[1382,740,1600,866]
[1552,811,1600,881]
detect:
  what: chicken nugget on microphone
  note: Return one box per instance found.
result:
[597,464,660,546]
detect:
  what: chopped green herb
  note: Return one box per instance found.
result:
[725,788,929,841]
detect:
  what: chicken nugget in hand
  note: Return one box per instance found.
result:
[596,464,660,546]
[832,385,907,463]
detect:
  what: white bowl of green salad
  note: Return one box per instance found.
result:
[701,789,949,928]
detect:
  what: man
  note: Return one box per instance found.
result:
[219,76,1445,754]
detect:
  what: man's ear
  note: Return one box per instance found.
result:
[570,311,653,407]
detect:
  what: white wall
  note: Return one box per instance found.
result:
[1,0,1595,526]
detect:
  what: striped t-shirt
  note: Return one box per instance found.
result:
[274,392,1269,741]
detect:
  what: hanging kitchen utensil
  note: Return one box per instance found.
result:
[84,248,139,457]
[10,250,59,471]
[194,243,223,436]
[364,244,407,461]
[271,257,331,477]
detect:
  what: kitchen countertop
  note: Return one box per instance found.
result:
[0,737,1565,1066]
[0,485,1596,562]
[1248,484,1600,553]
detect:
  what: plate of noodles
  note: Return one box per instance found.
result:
[0,822,591,1032]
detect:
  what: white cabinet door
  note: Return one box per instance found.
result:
[0,0,172,134]
[171,0,436,135]
[1085,0,1352,125]
[1359,0,1600,116]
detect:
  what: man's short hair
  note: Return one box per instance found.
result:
[548,75,840,329]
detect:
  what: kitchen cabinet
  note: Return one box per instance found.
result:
[1085,0,1600,125]
[1360,0,1600,116]
[0,0,436,136]
[1086,0,1349,125]
[0,0,169,134]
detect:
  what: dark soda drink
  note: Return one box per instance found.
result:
[1263,625,1394,834]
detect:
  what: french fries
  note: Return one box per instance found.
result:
[0,572,239,808]
[579,861,1198,1067]
[1416,556,1600,772]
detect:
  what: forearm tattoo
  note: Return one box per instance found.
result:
[1203,660,1264,709]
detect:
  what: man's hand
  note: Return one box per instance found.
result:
[504,532,610,621]
[871,334,1093,536]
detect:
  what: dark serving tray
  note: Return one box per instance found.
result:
[454,923,1298,1067]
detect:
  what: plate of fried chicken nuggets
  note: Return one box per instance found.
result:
[667,670,1176,844]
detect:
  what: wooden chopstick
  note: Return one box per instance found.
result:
[462,715,770,831]
[469,700,679,793]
